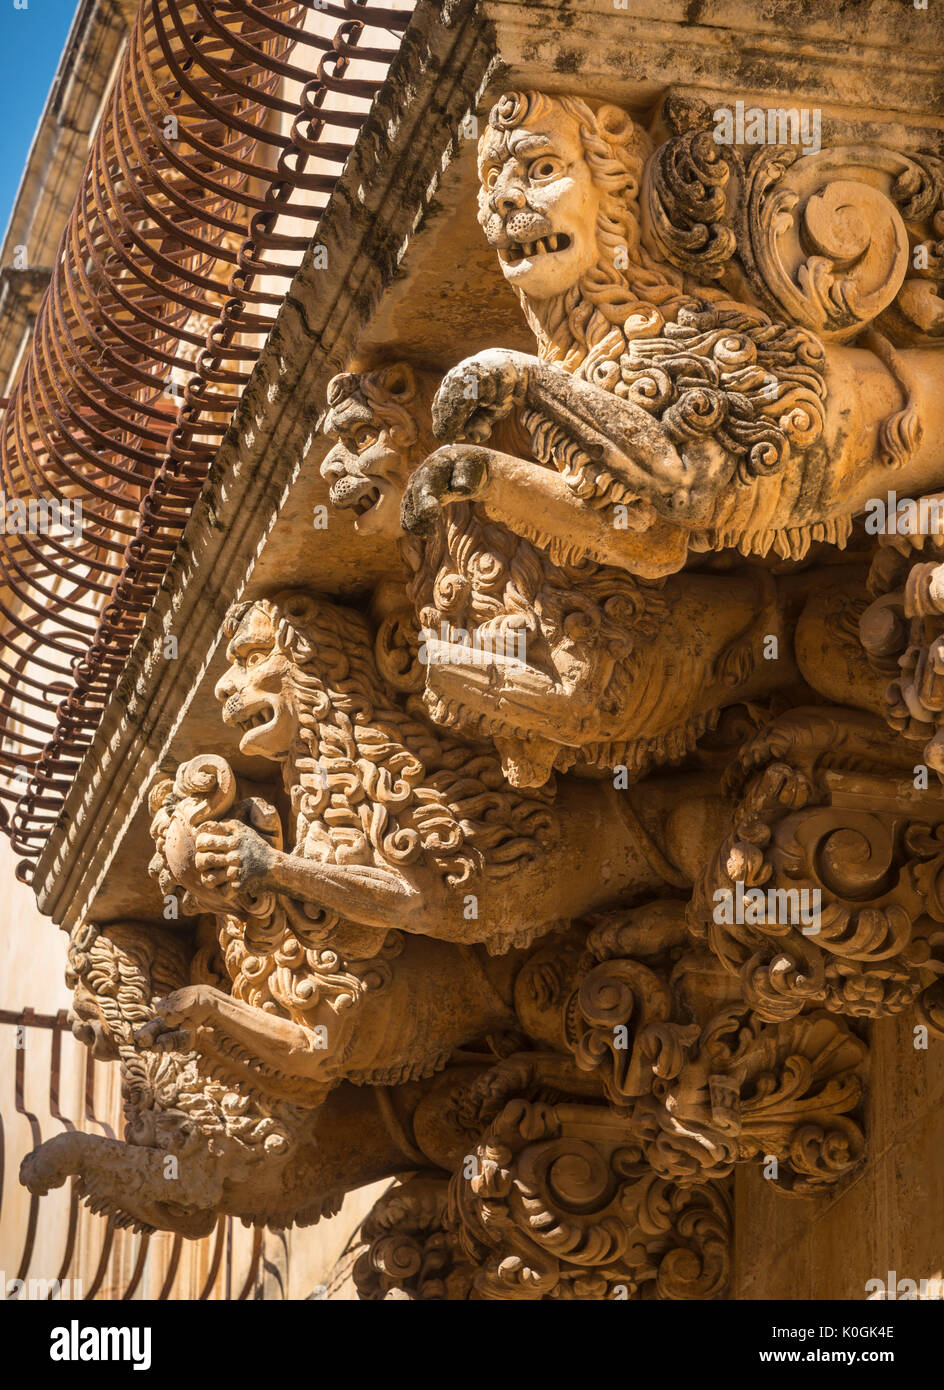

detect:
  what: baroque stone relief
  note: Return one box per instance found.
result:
[403,91,944,576]
[21,86,944,1299]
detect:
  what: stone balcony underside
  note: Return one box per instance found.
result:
[35,0,944,929]
[20,0,944,1300]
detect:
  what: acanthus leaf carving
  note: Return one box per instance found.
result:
[690,709,944,1029]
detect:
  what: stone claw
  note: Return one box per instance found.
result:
[431,349,529,443]
[133,985,215,1052]
[401,445,489,535]
[20,1132,82,1195]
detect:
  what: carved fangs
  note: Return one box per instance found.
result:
[353,486,381,516]
[236,706,273,733]
[502,233,572,264]
[331,479,382,518]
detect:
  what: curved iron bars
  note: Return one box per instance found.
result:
[0,0,413,876]
[0,1007,267,1298]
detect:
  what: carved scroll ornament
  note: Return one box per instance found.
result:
[20,80,944,1299]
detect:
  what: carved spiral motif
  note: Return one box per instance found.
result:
[578,964,640,1030]
[370,1234,423,1281]
[809,816,896,900]
[741,148,918,339]
[663,386,728,440]
[175,754,237,821]
[432,571,471,614]
[523,1139,616,1214]
[655,1189,731,1301]
[644,104,740,279]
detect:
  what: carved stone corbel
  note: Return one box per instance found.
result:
[21,66,944,1300]
[552,908,868,1194]
[352,1176,476,1301]
[860,523,944,778]
[689,708,944,1029]
[446,1094,731,1301]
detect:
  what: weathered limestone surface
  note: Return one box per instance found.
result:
[735,1011,944,1298]
[18,1,944,1299]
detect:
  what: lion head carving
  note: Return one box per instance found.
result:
[216,590,559,887]
[320,366,679,786]
[478,90,828,512]
[322,367,790,790]
[478,90,690,372]
[321,362,439,545]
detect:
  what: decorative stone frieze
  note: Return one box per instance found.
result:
[20,6,944,1299]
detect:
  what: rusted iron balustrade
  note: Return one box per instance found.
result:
[0,0,413,875]
[1,1007,266,1298]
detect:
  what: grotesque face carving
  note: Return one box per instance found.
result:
[478,105,603,300]
[477,91,651,305]
[214,605,297,761]
[321,363,422,541]
[67,972,120,1060]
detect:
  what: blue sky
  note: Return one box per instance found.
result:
[0,0,79,245]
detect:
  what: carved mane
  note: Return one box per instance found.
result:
[223,592,559,887]
[490,91,833,555]
[486,90,690,374]
[207,594,562,1019]
[331,371,736,783]
[402,500,710,778]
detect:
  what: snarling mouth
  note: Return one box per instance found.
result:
[501,233,572,264]
[331,478,383,517]
[235,705,274,734]
[352,485,381,517]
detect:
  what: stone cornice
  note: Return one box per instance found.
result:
[32,0,944,935]
[481,0,944,121]
[33,0,497,927]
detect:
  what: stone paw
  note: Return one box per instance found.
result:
[400,445,489,535]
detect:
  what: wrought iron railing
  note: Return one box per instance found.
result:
[0,0,414,873]
[0,1007,268,1298]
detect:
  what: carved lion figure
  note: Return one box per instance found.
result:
[323,364,799,788]
[139,590,728,1092]
[21,919,522,1237]
[20,920,350,1235]
[402,90,944,578]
